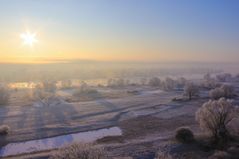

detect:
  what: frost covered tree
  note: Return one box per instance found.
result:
[42,81,57,93]
[61,80,72,89]
[184,83,199,100]
[160,77,175,91]
[204,73,211,81]
[209,88,225,100]
[209,84,235,100]
[177,77,187,87]
[196,98,236,148]
[148,77,161,87]
[216,73,232,82]
[107,78,126,87]
[29,81,59,106]
[220,84,234,98]
[0,86,10,105]
[140,78,147,85]
[165,77,175,90]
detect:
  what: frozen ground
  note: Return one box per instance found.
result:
[0,86,178,146]
[1,81,239,158]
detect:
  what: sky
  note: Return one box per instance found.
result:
[0,0,239,64]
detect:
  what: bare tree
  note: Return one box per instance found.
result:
[196,98,236,148]
[184,83,199,100]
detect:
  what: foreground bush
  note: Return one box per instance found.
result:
[0,125,10,135]
[50,143,108,159]
[0,87,10,105]
[208,151,231,159]
[175,127,194,143]
[196,98,236,149]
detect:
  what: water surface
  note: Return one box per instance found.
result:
[0,127,122,157]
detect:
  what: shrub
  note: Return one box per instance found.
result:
[0,87,10,105]
[0,125,10,135]
[196,98,236,149]
[50,143,108,159]
[175,127,194,143]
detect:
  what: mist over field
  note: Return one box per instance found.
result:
[0,61,228,83]
[1,0,239,159]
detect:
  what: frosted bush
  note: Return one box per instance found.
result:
[0,125,10,135]
[50,143,108,159]
[196,98,236,148]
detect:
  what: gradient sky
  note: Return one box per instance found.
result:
[0,0,239,63]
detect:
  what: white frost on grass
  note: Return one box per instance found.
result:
[0,127,122,157]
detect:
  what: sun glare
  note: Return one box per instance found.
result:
[20,31,38,46]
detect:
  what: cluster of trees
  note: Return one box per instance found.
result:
[73,81,98,97]
[201,73,219,89]
[29,81,58,106]
[60,80,72,89]
[107,78,130,87]
[148,77,200,100]
[216,73,232,82]
[148,77,187,91]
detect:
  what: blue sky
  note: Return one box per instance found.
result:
[0,0,239,63]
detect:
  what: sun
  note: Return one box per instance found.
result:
[20,31,38,46]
